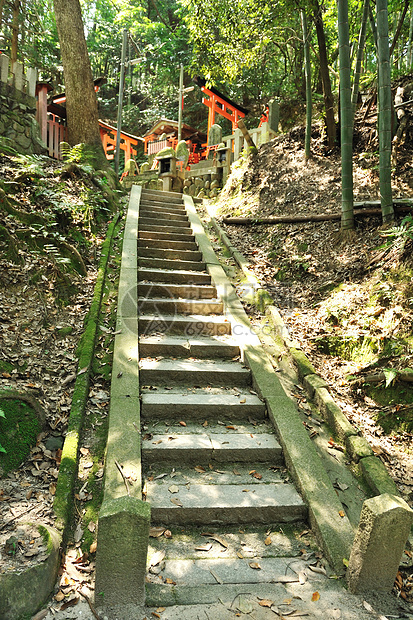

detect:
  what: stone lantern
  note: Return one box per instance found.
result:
[157,146,177,192]
[216,142,231,184]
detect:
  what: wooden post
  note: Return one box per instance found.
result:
[237,119,256,148]
[36,84,49,145]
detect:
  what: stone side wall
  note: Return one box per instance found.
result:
[0,55,45,154]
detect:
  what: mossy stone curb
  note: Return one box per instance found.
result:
[0,524,61,620]
[53,213,120,536]
[208,214,273,312]
[360,456,401,496]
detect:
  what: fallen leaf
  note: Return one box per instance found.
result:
[168,485,179,494]
[249,562,261,570]
[150,550,165,567]
[338,510,346,518]
[60,596,80,611]
[156,608,166,613]
[237,597,253,613]
[179,421,187,426]
[258,599,274,608]
[311,592,320,602]
[298,571,308,584]
[194,465,206,473]
[233,468,241,475]
[237,551,244,559]
[165,577,176,584]
[74,523,83,543]
[253,472,262,480]
[87,521,96,533]
[264,536,272,546]
[209,569,223,584]
[308,564,327,575]
[195,543,212,551]
[239,398,246,403]
[150,527,166,538]
[226,425,236,429]
[202,420,208,427]
[55,591,65,602]
[207,535,228,549]
[170,497,183,507]
[164,530,172,538]
[363,601,374,612]
[90,541,97,554]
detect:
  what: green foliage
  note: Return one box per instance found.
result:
[59,142,96,174]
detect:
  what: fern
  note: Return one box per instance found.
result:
[59,142,98,174]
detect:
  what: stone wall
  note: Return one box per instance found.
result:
[0,55,45,155]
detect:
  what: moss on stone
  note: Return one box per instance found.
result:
[0,394,45,475]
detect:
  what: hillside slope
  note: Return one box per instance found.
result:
[214,123,413,531]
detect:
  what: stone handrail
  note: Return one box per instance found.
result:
[0,54,37,98]
[223,121,277,161]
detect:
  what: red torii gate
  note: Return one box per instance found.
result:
[194,77,249,137]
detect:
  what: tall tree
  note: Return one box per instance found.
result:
[301,9,312,159]
[338,0,354,231]
[376,0,394,223]
[312,0,336,149]
[351,0,370,117]
[52,0,104,155]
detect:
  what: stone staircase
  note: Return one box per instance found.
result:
[136,189,309,604]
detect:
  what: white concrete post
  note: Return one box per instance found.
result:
[0,54,9,83]
[347,493,413,593]
[26,67,37,97]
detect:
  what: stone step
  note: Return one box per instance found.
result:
[142,431,282,463]
[138,267,211,285]
[141,190,183,204]
[139,231,195,242]
[139,209,189,222]
[139,216,191,229]
[140,390,266,418]
[138,258,207,271]
[138,282,217,299]
[138,298,224,315]
[138,238,198,251]
[139,358,250,387]
[138,247,202,261]
[139,223,194,236]
[145,523,315,605]
[138,334,240,358]
[144,479,306,525]
[139,202,186,214]
[139,314,231,337]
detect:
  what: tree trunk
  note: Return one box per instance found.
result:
[313,0,336,149]
[406,3,413,69]
[11,0,20,64]
[376,0,394,223]
[389,0,409,57]
[338,0,354,230]
[352,0,369,117]
[52,0,105,158]
[301,10,312,160]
